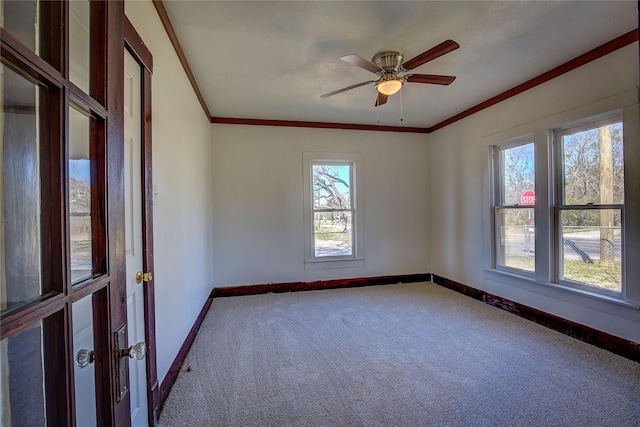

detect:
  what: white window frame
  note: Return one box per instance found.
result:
[486,96,639,307]
[491,135,536,278]
[303,152,364,269]
[553,112,624,298]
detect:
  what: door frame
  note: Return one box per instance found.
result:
[124,17,159,427]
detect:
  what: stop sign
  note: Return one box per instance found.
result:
[521,190,535,205]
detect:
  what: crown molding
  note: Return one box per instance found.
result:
[211,117,429,133]
[429,29,639,133]
[151,0,211,119]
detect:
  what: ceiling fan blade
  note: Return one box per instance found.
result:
[340,54,383,74]
[375,92,388,107]
[406,74,456,85]
[402,40,459,71]
[320,81,376,98]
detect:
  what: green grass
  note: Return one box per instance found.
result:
[504,256,621,291]
[315,223,351,242]
[563,260,621,291]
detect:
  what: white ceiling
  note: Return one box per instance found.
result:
[162,1,638,128]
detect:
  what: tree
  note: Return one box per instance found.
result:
[313,165,350,210]
[503,144,534,206]
[562,123,623,229]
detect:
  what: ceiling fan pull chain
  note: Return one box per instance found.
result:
[400,87,404,122]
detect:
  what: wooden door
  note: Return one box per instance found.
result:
[1,1,130,425]
[124,48,148,427]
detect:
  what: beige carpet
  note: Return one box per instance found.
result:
[158,282,640,426]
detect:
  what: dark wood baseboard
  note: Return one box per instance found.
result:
[212,273,433,298]
[156,297,213,420]
[432,274,640,363]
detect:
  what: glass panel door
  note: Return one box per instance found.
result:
[1,1,125,425]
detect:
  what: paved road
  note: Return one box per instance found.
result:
[504,231,621,262]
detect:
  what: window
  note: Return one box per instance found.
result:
[490,110,631,300]
[303,152,363,267]
[555,114,623,294]
[493,138,535,274]
[312,163,354,257]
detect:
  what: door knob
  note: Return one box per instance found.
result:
[75,349,95,368]
[120,341,147,360]
[135,271,152,284]
[115,326,147,401]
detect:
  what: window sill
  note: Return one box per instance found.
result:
[304,258,365,270]
[483,268,640,311]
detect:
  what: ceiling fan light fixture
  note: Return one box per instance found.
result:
[377,79,403,95]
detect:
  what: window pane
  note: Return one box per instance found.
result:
[73,295,97,427]
[562,122,623,205]
[1,63,45,313]
[69,0,91,93]
[313,164,351,209]
[560,209,621,292]
[500,143,534,206]
[0,320,47,427]
[496,208,535,272]
[314,211,352,257]
[69,107,93,284]
[1,0,41,55]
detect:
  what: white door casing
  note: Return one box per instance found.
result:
[124,49,148,427]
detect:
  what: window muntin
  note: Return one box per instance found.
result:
[556,116,623,293]
[312,163,355,258]
[494,141,535,273]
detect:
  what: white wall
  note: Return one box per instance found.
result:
[125,0,214,383]
[211,125,430,286]
[428,43,640,342]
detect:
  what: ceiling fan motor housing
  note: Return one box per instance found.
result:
[372,51,404,73]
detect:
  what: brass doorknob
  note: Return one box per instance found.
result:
[135,271,152,284]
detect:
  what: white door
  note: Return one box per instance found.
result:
[124,49,148,427]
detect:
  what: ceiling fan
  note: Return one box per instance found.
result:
[320,40,459,107]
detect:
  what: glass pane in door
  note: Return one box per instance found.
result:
[72,294,97,427]
[1,0,41,55]
[69,0,91,93]
[69,107,93,284]
[1,63,47,313]
[0,320,47,427]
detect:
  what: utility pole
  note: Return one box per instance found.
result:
[599,125,614,264]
